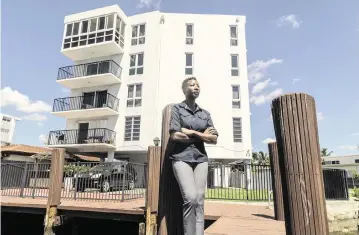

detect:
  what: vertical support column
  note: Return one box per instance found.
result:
[158,104,183,235]
[271,93,329,235]
[268,142,285,221]
[107,150,115,161]
[44,148,65,235]
[145,146,161,235]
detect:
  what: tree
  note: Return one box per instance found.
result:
[252,151,270,165]
[320,148,333,157]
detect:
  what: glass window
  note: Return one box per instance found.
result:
[98,17,105,30]
[66,24,73,37]
[81,21,89,33]
[90,18,97,32]
[106,15,114,29]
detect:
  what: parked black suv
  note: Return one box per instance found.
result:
[74,161,137,192]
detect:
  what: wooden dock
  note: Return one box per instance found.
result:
[1,196,285,234]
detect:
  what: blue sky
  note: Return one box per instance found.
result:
[2,0,358,155]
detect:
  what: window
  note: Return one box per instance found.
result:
[231,55,239,76]
[63,13,125,50]
[185,53,193,75]
[127,84,142,107]
[355,159,359,163]
[124,116,141,141]
[332,160,340,164]
[131,24,146,45]
[233,118,242,142]
[323,160,340,165]
[1,128,9,133]
[129,53,144,75]
[232,86,240,108]
[2,116,11,122]
[186,24,193,45]
[230,26,238,46]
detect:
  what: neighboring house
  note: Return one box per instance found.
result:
[48,5,252,164]
[0,144,100,162]
[0,114,20,146]
[322,154,359,177]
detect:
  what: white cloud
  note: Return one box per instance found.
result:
[351,132,359,136]
[317,112,324,121]
[339,145,358,151]
[137,0,161,9]
[0,87,51,113]
[248,58,283,83]
[21,113,47,121]
[292,78,301,85]
[36,122,44,127]
[39,134,48,144]
[250,88,284,105]
[262,138,276,144]
[252,78,277,94]
[277,14,302,29]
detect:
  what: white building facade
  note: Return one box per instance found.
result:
[49,5,252,164]
[322,155,359,177]
[0,114,20,146]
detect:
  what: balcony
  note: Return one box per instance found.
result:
[48,128,116,151]
[61,14,126,61]
[56,60,121,89]
[52,93,119,119]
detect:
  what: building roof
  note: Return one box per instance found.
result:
[322,154,359,159]
[0,144,100,162]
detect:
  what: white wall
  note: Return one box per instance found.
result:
[322,155,359,165]
[1,114,19,145]
[60,6,252,160]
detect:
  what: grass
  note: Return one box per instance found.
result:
[330,232,358,235]
[205,188,270,201]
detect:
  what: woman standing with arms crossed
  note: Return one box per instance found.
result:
[169,77,219,235]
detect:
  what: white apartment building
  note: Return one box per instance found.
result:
[0,114,20,146]
[48,5,252,164]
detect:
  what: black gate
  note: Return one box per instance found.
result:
[322,169,349,200]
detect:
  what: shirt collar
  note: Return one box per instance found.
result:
[179,101,202,113]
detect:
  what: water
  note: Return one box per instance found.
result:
[1,212,140,235]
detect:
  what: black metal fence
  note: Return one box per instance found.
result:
[47,128,116,146]
[53,93,119,112]
[57,60,121,80]
[206,163,272,201]
[323,169,349,200]
[0,161,147,202]
[206,163,350,201]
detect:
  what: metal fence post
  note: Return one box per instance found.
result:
[73,162,78,200]
[32,162,39,198]
[20,162,29,197]
[121,168,126,202]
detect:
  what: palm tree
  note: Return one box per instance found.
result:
[252,151,270,165]
[320,148,333,157]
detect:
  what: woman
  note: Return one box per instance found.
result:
[169,77,218,235]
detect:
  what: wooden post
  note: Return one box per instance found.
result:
[145,146,161,235]
[158,104,184,235]
[271,93,329,235]
[268,142,285,221]
[44,148,65,235]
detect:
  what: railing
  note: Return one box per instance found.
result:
[1,162,51,198]
[206,163,272,201]
[61,162,147,201]
[48,128,116,146]
[57,60,121,80]
[206,163,350,201]
[53,93,119,112]
[1,161,146,202]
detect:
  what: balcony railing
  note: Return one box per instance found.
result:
[57,60,121,80]
[48,128,116,146]
[53,93,119,112]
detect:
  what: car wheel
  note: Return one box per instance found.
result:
[100,180,110,192]
[128,180,135,190]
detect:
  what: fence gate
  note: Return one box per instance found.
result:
[322,169,349,200]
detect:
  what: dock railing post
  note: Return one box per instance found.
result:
[158,104,184,235]
[268,142,285,221]
[145,146,161,235]
[43,148,65,235]
[271,93,329,235]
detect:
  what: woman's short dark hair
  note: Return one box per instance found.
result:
[182,77,197,91]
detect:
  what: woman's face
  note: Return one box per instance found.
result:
[184,79,200,99]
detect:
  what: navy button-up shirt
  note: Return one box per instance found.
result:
[169,102,218,163]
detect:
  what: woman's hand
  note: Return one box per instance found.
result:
[204,127,218,135]
[181,128,195,136]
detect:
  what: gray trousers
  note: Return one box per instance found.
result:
[172,160,208,235]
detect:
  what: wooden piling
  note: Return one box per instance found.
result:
[268,142,285,221]
[271,93,329,235]
[44,148,65,235]
[145,146,161,235]
[158,104,184,235]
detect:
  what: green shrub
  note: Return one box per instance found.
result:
[352,188,359,198]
